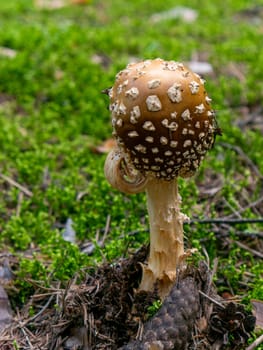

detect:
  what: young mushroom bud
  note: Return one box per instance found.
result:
[104,58,220,298]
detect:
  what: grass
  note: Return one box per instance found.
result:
[0,0,262,344]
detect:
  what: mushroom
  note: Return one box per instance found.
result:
[104,58,220,298]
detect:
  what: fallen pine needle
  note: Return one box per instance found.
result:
[246,333,263,350]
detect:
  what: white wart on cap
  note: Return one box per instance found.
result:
[109,58,217,180]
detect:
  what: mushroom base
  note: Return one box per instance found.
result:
[139,177,188,299]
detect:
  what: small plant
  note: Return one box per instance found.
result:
[147,299,162,318]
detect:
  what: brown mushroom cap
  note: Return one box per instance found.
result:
[109,58,217,180]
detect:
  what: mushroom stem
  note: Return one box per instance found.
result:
[139,177,188,298]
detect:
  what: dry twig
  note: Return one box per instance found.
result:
[0,173,33,197]
[219,142,263,179]
[224,196,263,219]
[199,290,225,309]
[190,218,263,224]
[26,294,55,324]
[228,239,263,259]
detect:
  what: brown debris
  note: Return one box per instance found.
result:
[0,249,256,350]
[206,301,256,349]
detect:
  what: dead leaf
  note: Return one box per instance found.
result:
[251,299,263,329]
[93,138,116,154]
[221,291,235,300]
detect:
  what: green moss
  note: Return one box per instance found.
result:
[0,0,262,324]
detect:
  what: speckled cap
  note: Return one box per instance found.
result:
[108,58,217,179]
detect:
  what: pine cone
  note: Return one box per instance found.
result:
[119,274,200,350]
